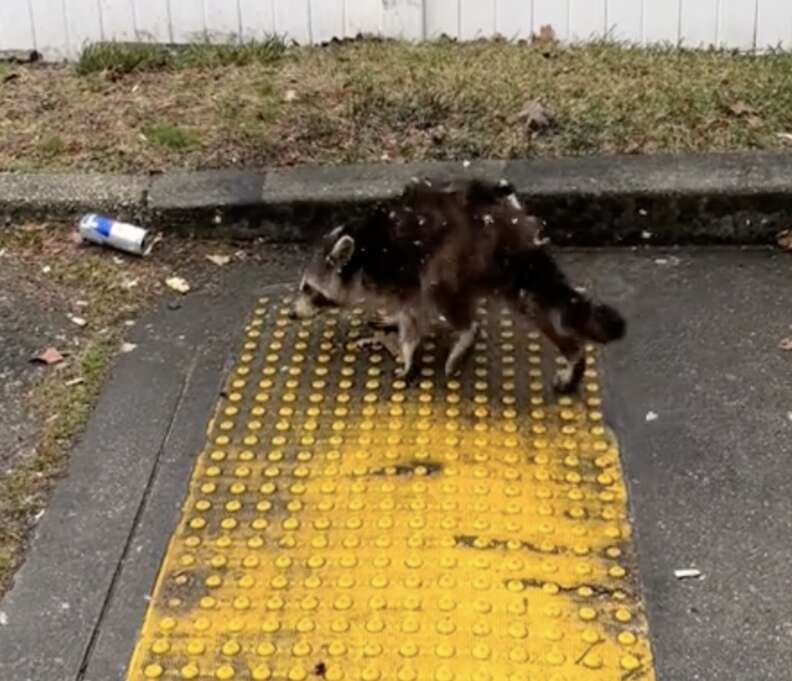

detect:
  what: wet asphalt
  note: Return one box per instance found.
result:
[1,245,791,681]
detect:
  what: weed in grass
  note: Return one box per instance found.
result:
[76,42,173,75]
[143,123,202,150]
[39,134,66,158]
[0,337,114,593]
[178,38,286,69]
[75,37,286,76]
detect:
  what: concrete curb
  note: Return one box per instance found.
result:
[2,152,791,245]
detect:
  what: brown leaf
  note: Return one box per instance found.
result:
[533,24,557,45]
[747,115,764,129]
[32,347,64,365]
[515,99,554,132]
[779,337,792,351]
[777,229,792,251]
[728,101,757,117]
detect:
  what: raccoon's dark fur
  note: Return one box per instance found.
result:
[294,177,625,392]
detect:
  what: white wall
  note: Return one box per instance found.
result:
[1,0,790,62]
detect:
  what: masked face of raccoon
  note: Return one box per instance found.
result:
[292,228,356,319]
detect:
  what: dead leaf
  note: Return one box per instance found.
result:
[515,99,554,132]
[165,276,191,294]
[779,337,792,351]
[747,115,764,129]
[206,254,231,267]
[32,347,64,365]
[777,229,792,251]
[533,24,556,45]
[728,101,757,117]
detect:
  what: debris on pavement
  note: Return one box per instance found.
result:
[120,342,138,353]
[645,411,659,422]
[206,254,232,267]
[674,568,703,580]
[31,347,65,366]
[77,213,155,257]
[165,276,191,294]
[0,611,7,626]
[779,337,792,351]
[777,229,792,251]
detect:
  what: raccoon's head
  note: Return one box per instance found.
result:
[292,227,357,320]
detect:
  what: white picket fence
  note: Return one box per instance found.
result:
[1,0,791,62]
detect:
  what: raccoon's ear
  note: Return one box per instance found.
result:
[327,235,355,268]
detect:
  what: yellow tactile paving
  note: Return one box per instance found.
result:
[125,294,655,681]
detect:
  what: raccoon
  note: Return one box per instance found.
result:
[293,177,625,393]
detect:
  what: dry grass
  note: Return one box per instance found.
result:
[2,38,792,173]
[0,225,240,594]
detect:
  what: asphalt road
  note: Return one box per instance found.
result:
[1,245,791,681]
[564,247,792,681]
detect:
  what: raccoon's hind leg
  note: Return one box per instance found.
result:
[431,287,477,377]
[396,310,422,379]
[531,306,585,394]
[510,287,585,394]
[445,322,478,377]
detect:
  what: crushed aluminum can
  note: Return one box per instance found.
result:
[78,214,154,256]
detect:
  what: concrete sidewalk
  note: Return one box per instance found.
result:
[1,245,791,681]
[3,152,792,245]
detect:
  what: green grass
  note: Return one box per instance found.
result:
[143,123,202,149]
[38,134,66,158]
[75,37,286,75]
[7,38,792,172]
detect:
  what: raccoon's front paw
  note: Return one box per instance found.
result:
[553,359,584,395]
[444,355,463,378]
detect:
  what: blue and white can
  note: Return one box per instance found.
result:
[78,214,154,256]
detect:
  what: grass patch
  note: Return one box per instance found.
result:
[75,37,285,75]
[6,38,792,172]
[0,338,113,592]
[143,123,202,149]
[0,223,229,594]
[76,42,172,75]
[38,134,66,158]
